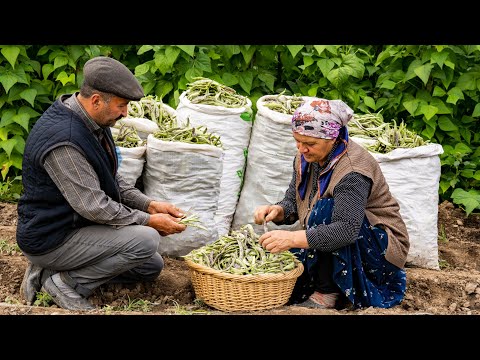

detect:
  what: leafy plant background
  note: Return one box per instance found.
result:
[0,45,478,214]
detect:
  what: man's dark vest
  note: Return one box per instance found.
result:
[16,98,120,255]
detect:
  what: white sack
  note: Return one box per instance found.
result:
[142,134,224,257]
[232,95,304,234]
[115,117,159,140]
[370,143,444,270]
[176,91,253,237]
[115,145,146,187]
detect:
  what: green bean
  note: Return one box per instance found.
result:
[183,224,298,275]
[113,124,144,148]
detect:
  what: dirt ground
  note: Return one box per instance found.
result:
[1,200,479,316]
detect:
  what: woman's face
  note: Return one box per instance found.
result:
[293,132,336,165]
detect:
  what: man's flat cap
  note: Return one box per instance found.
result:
[83,56,144,101]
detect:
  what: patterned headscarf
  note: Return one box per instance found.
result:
[291,98,353,139]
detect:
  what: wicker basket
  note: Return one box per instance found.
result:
[184,258,304,312]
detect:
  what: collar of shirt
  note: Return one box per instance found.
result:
[62,93,104,140]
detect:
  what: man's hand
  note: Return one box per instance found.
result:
[148,201,185,218]
[147,213,187,236]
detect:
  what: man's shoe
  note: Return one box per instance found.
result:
[20,262,43,305]
[41,276,95,311]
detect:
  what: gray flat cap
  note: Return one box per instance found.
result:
[83,56,144,101]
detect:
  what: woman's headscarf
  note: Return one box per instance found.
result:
[291,98,353,139]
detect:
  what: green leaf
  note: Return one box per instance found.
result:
[327,67,351,88]
[438,115,458,132]
[413,63,433,85]
[419,104,438,120]
[258,72,275,92]
[1,46,21,68]
[19,88,37,107]
[405,59,423,81]
[301,56,314,68]
[221,73,238,87]
[42,63,54,80]
[165,46,181,66]
[444,60,455,70]
[12,134,25,154]
[446,86,464,105]
[430,50,449,68]
[221,45,240,58]
[379,79,396,90]
[177,45,195,57]
[460,169,475,178]
[154,53,169,76]
[451,188,480,216]
[13,112,30,131]
[421,124,436,139]
[472,103,480,117]
[342,53,365,78]
[135,63,150,77]
[473,170,480,181]
[53,56,69,70]
[238,71,253,94]
[430,98,452,115]
[0,138,17,157]
[456,72,477,91]
[240,112,252,122]
[55,71,75,86]
[9,152,23,171]
[454,142,472,154]
[154,80,173,99]
[363,96,376,110]
[240,45,256,64]
[432,86,446,97]
[0,71,17,93]
[317,59,335,78]
[18,105,41,118]
[376,98,388,110]
[286,45,304,58]
[0,127,8,141]
[402,99,419,115]
[185,68,203,82]
[307,86,318,97]
[313,46,327,55]
[193,52,211,72]
[137,45,154,55]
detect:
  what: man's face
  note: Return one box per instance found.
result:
[94,96,129,127]
[293,131,335,164]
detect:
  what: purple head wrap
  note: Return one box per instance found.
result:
[291,98,353,139]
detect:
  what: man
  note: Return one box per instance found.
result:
[16,56,187,311]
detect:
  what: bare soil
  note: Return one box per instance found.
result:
[1,201,479,316]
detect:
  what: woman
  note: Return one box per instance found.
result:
[254,98,410,310]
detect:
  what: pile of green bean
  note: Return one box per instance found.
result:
[113,124,144,148]
[348,112,388,139]
[184,224,298,275]
[367,119,428,153]
[262,93,304,115]
[152,117,222,147]
[349,113,429,153]
[127,95,176,127]
[185,77,248,108]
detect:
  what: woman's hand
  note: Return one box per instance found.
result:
[258,230,308,253]
[253,204,284,225]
